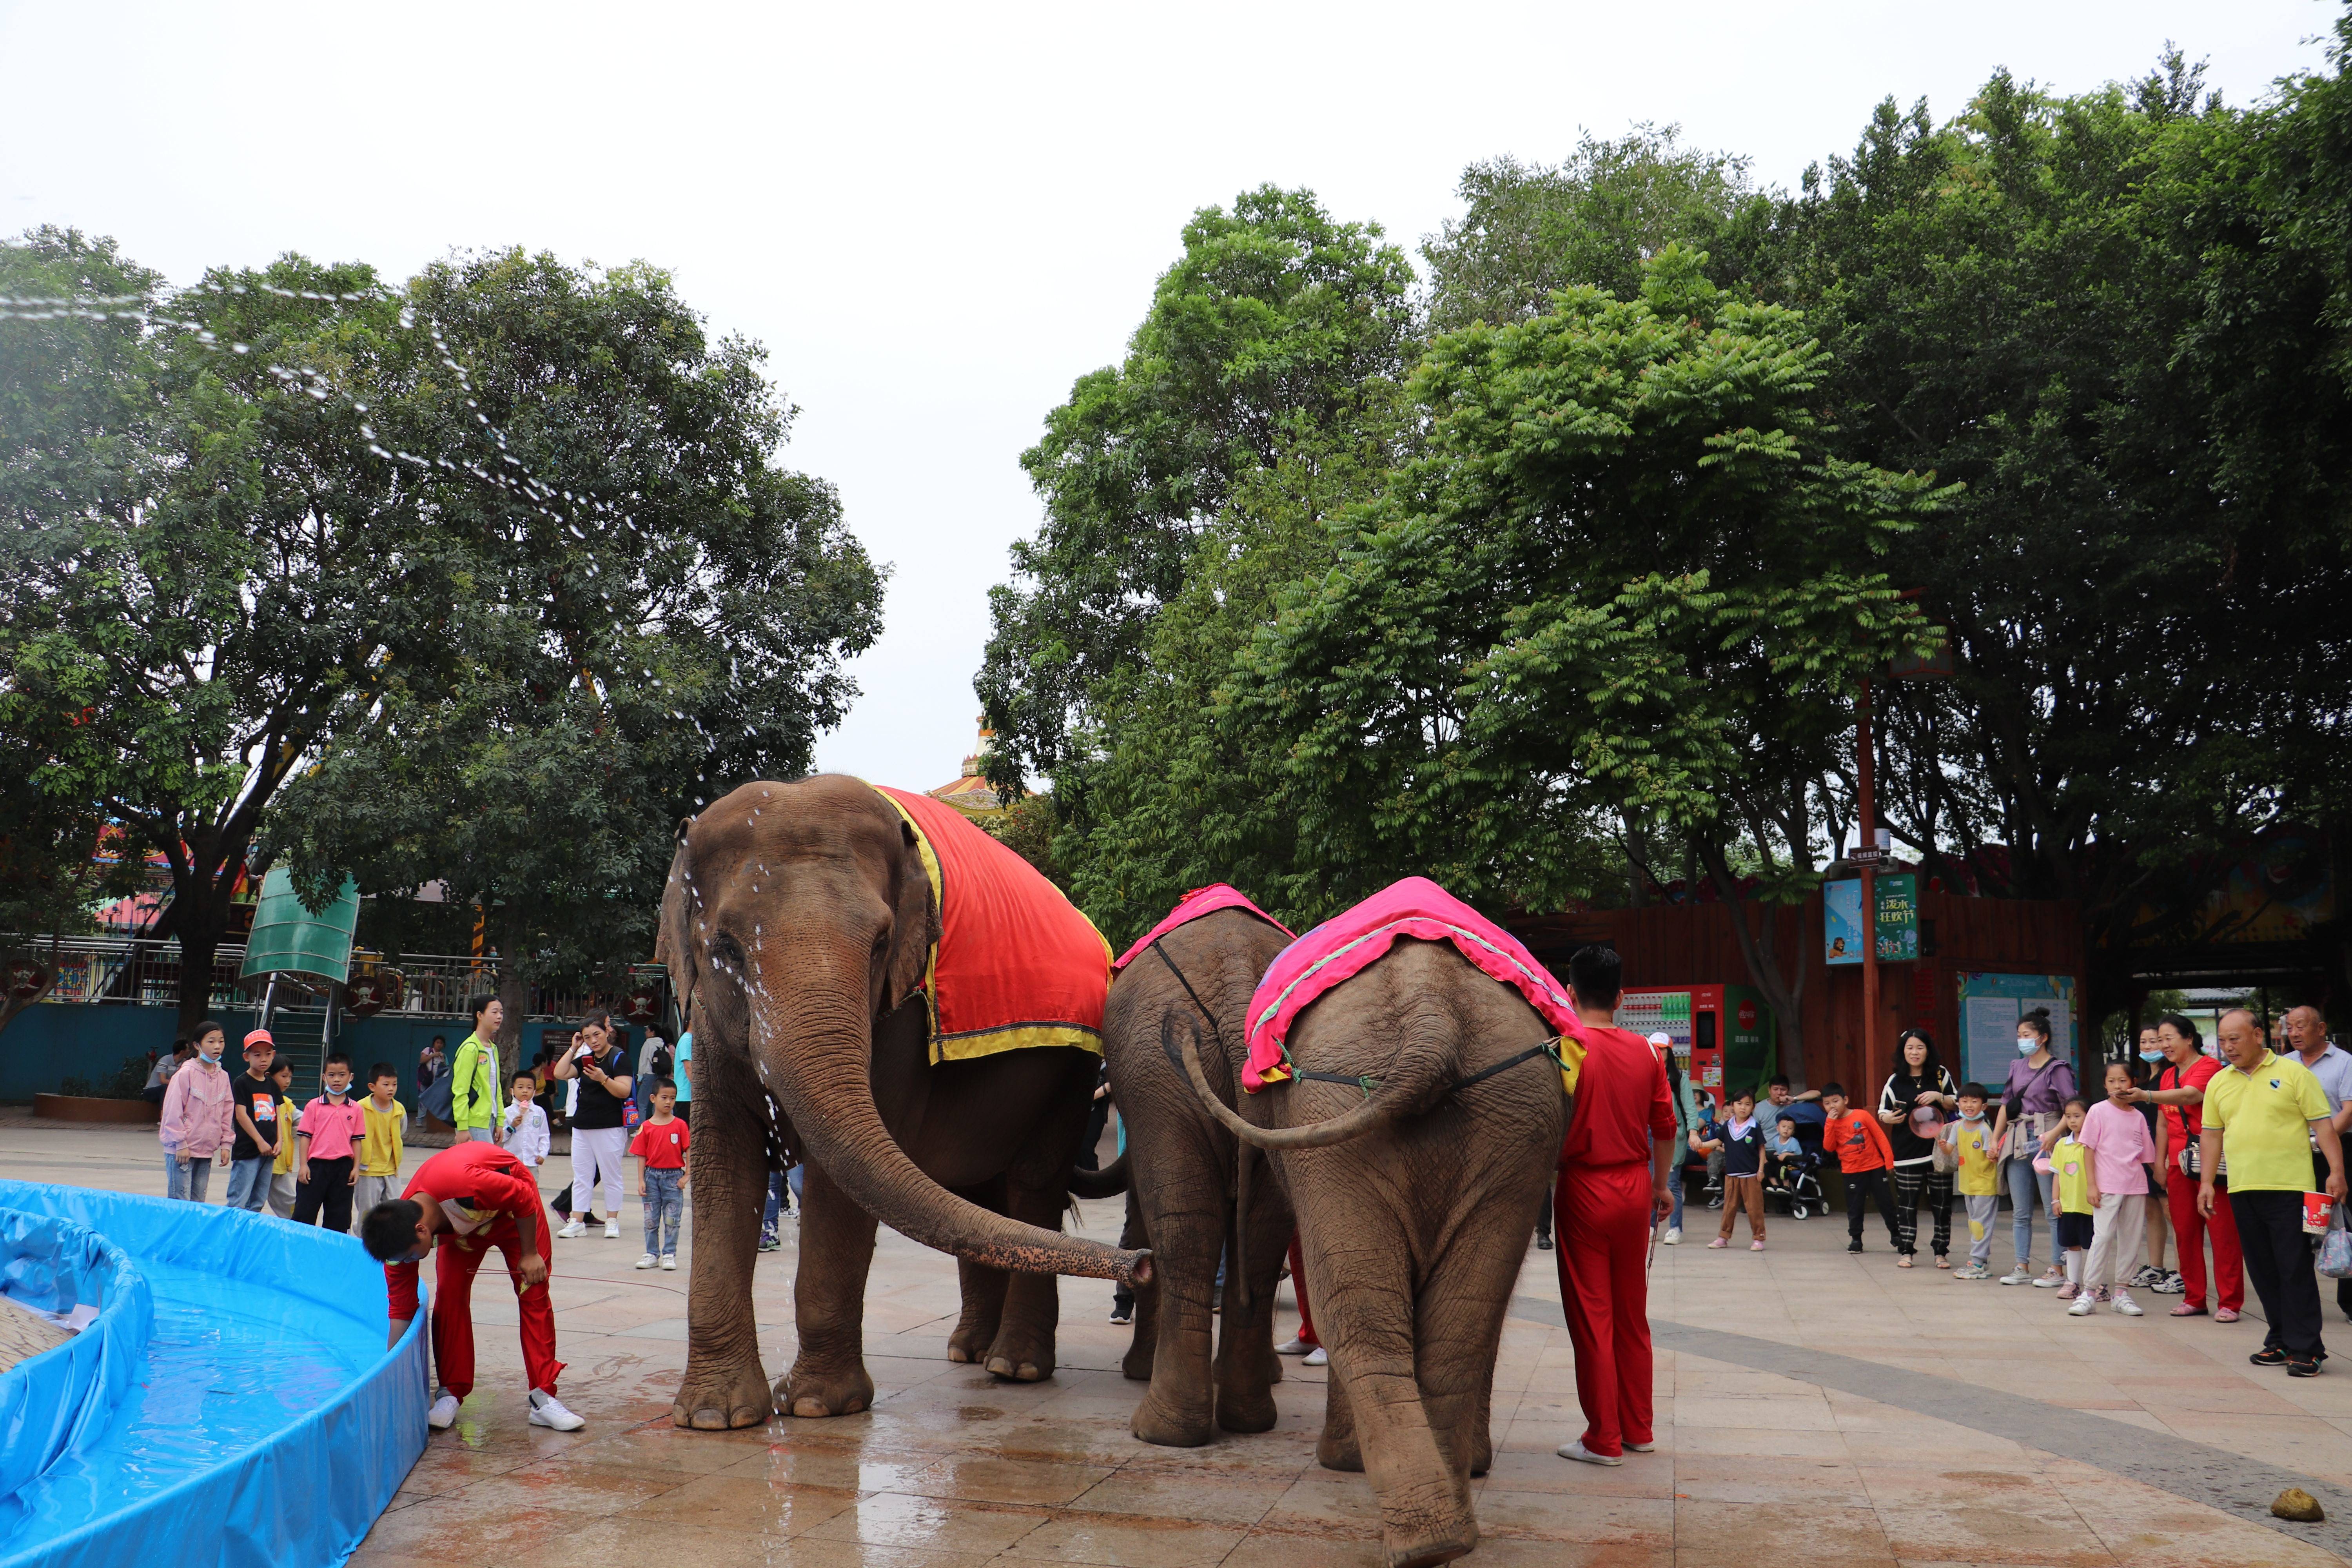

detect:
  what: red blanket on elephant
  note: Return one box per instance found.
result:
[1241,876,1586,1095]
[873,786,1113,1064]
[1112,884,1294,973]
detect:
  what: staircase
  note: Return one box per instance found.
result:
[258,998,336,1101]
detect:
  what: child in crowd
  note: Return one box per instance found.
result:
[2075,1061,2154,1317]
[1767,1117,1806,1189]
[1819,1082,1901,1253]
[499,1068,552,1176]
[629,1078,691,1270]
[1944,1083,2001,1278]
[294,1053,367,1232]
[267,1056,299,1217]
[1695,1088,1768,1250]
[356,1063,406,1216]
[159,1021,234,1201]
[2041,1097,2096,1300]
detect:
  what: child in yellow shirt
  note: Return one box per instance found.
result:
[356,1062,406,1216]
[1942,1082,2002,1279]
[267,1056,299,1217]
[2041,1097,2096,1301]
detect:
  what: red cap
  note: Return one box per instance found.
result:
[243,1028,275,1050]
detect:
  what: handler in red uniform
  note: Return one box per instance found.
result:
[1553,944,1676,1466]
[359,1139,584,1432]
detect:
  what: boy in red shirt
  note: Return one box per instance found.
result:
[1820,1082,1902,1254]
[359,1139,583,1432]
[628,1077,691,1271]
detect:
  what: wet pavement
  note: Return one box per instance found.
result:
[7,1111,2352,1566]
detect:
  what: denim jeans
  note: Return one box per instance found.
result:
[761,1171,789,1237]
[643,1168,684,1256]
[2007,1156,2057,1270]
[1667,1163,1686,1231]
[166,1154,214,1201]
[225,1156,272,1212]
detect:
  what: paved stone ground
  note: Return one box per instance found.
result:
[7,1110,2352,1566]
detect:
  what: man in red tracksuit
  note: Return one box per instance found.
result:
[1553,945,1676,1466]
[359,1139,584,1432]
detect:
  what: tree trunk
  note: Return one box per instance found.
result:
[495,969,531,1080]
[1698,842,1808,1077]
[171,893,230,1039]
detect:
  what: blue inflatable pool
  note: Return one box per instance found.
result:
[0,1181,428,1568]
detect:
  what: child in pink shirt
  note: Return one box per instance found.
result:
[2076,1060,2156,1317]
[159,1021,236,1201]
[294,1053,368,1232]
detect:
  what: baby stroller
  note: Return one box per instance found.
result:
[1762,1146,1825,1220]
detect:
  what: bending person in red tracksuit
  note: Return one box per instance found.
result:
[359,1139,585,1433]
[1553,945,1676,1467]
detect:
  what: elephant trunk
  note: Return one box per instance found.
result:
[1168,1013,1437,1152]
[753,953,1151,1287]
[1069,1151,1128,1200]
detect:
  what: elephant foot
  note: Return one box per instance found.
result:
[1131,1386,1216,1448]
[1121,1331,1155,1382]
[1384,1524,1476,1568]
[981,1322,1055,1383]
[1215,1379,1278,1434]
[946,1319,999,1365]
[779,1357,875,1418]
[1316,1425,1363,1472]
[1469,1426,1492,1478]
[671,1352,775,1431]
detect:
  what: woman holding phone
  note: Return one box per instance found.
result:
[552,1009,634,1239]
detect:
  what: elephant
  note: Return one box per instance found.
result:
[657,775,1150,1430]
[1177,936,1569,1568]
[1096,903,1298,1446]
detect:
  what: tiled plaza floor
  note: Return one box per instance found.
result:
[7,1111,2350,1566]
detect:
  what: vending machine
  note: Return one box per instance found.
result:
[1612,984,1777,1105]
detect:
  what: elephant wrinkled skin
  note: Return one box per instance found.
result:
[657,776,1148,1430]
[1100,908,1298,1446]
[1190,937,1568,1568]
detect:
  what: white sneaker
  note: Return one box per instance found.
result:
[1303,1346,1328,1366]
[1274,1337,1312,1356]
[1625,1441,1656,1453]
[1999,1266,2034,1285]
[528,1389,585,1430]
[1558,1439,1622,1466]
[2112,1290,2144,1317]
[1662,1227,1682,1246]
[634,1253,656,1269]
[427,1392,460,1430]
[659,1254,677,1271]
[604,1218,621,1239]
[2067,1294,2096,1316]
[557,1220,587,1239]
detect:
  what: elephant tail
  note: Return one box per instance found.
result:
[1069,1152,1128,1199]
[1165,1012,1434,1152]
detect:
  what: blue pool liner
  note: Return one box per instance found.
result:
[0,1180,428,1568]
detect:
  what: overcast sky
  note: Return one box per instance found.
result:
[1,1,2334,791]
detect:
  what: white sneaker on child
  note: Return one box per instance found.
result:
[1999,1266,2034,1285]
[660,1254,677,1271]
[604,1218,621,1240]
[557,1220,587,1239]
[1662,1228,1682,1245]
[634,1253,656,1269]
[1303,1347,1328,1366]
[2067,1294,2096,1316]
[1275,1338,1313,1356]
[528,1389,585,1430]
[2112,1290,2143,1316]
[427,1392,460,1430]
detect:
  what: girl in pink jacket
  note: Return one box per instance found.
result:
[160,1020,235,1201]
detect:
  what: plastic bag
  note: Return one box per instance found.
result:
[2320,1214,2352,1280]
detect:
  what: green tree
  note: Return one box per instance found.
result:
[265,249,881,1065]
[1421,124,1762,332]
[1,231,437,1035]
[1235,249,1945,1050]
[978,187,1419,793]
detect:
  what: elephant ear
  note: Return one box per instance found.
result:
[657,831,699,1007]
[884,817,938,1014]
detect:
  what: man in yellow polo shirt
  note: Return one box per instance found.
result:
[2200,1008,2347,1376]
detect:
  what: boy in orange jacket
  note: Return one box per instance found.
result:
[1820,1082,1902,1254]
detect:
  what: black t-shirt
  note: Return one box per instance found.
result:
[1880,1068,1959,1165]
[1720,1118,1766,1178]
[229,1071,285,1161]
[570,1046,632,1129]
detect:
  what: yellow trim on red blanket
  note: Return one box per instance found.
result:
[1556,1034,1586,1098]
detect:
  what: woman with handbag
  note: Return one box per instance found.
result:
[1991,1007,2078,1286]
[1878,1027,1960,1269]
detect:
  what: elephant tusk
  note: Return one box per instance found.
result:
[1165,1013,1396,1152]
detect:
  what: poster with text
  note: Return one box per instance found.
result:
[1824,875,1918,964]
[1956,973,2077,1090]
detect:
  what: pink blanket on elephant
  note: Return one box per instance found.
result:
[1112,884,1294,973]
[1241,876,1586,1093]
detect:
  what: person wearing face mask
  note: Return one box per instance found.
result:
[1990,1008,2077,1286]
[158,1019,236,1201]
[2128,1014,2241,1318]
[2129,1027,2175,1293]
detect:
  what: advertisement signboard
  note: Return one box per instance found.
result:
[1824,874,1918,965]
[1956,972,2077,1088]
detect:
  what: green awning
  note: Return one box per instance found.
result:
[239,868,360,987]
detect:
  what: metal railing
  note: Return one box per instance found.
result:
[3,934,672,1024]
